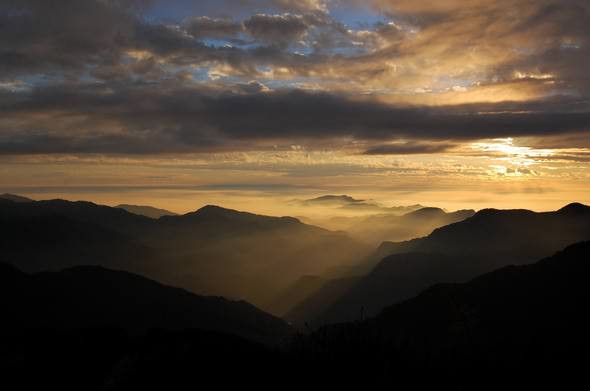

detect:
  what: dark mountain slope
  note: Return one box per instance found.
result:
[268,275,327,317]
[0,198,155,237]
[302,203,590,325]
[0,213,157,275]
[0,199,369,313]
[299,242,590,387]
[372,241,590,344]
[0,263,292,346]
[115,204,177,219]
[285,276,362,326]
[315,252,480,323]
[0,193,34,202]
[381,203,590,262]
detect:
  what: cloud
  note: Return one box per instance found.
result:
[1,0,589,156]
[363,141,456,155]
[1,82,589,155]
[243,13,311,46]
[183,16,243,40]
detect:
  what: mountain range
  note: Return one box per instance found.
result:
[298,241,590,387]
[3,193,590,388]
[0,263,291,345]
[288,203,590,325]
[115,204,177,219]
[0,197,369,314]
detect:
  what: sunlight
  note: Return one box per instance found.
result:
[471,138,556,166]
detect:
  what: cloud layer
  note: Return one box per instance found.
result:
[0,0,589,155]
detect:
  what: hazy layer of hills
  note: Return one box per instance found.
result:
[2,191,590,387]
[345,207,475,244]
[115,204,177,219]
[298,194,424,215]
[0,197,369,314]
[296,195,473,244]
[289,203,590,325]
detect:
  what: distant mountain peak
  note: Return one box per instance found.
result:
[558,202,590,215]
[193,204,242,216]
[405,207,445,216]
[115,204,177,219]
[0,193,34,203]
[189,204,300,224]
[470,207,534,219]
[303,195,364,204]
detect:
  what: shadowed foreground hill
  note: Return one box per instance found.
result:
[298,241,590,387]
[5,242,588,389]
[313,252,475,324]
[0,263,292,346]
[285,276,361,325]
[294,203,590,325]
[0,198,369,313]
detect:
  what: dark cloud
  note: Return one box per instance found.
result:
[1,0,590,156]
[0,0,379,82]
[363,142,456,155]
[243,13,311,46]
[1,83,589,154]
[183,16,243,40]
[0,0,147,76]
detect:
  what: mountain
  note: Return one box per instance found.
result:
[299,205,454,235]
[300,194,365,206]
[313,252,478,324]
[378,203,590,263]
[0,263,292,346]
[298,203,590,325]
[285,276,361,327]
[0,199,369,313]
[0,193,33,202]
[267,275,327,317]
[298,194,424,217]
[346,207,475,245]
[147,205,370,311]
[298,242,590,387]
[115,204,177,219]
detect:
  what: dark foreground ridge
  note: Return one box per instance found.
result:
[298,241,590,388]
[2,242,590,389]
[0,263,292,346]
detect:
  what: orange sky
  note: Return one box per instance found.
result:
[1,0,589,215]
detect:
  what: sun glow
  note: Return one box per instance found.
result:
[471,138,556,166]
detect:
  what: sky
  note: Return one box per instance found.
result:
[1,0,589,215]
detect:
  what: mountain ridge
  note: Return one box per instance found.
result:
[0,262,293,346]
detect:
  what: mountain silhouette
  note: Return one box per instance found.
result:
[285,276,361,326]
[115,204,177,219]
[268,275,328,317]
[379,203,590,262]
[0,263,292,346]
[297,203,590,324]
[0,199,369,313]
[300,194,365,206]
[297,241,590,387]
[312,252,481,324]
[0,193,34,202]
[346,207,475,245]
